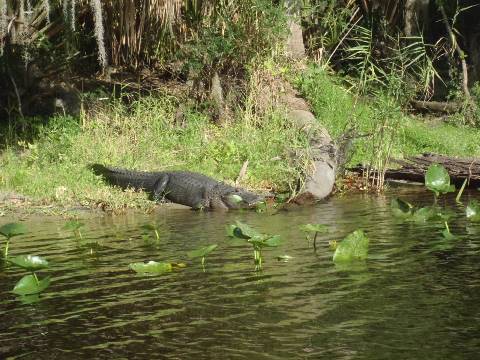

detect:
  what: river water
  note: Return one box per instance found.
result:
[1,188,480,359]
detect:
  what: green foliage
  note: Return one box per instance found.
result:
[129,261,174,275]
[391,198,414,218]
[425,164,455,197]
[0,223,27,239]
[230,220,281,268]
[0,222,27,258]
[12,275,51,296]
[187,244,218,267]
[8,255,49,272]
[333,230,369,263]
[466,201,480,222]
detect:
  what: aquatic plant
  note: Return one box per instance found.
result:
[0,222,27,258]
[332,230,369,263]
[129,261,186,275]
[63,220,85,240]
[425,163,455,202]
[231,221,281,269]
[141,224,161,241]
[299,223,329,249]
[8,255,51,296]
[187,244,218,268]
[466,200,480,222]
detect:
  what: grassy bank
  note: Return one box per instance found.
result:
[1,64,480,211]
[0,93,310,211]
[296,65,480,164]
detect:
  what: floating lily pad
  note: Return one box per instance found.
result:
[425,164,455,196]
[333,230,369,263]
[299,224,329,233]
[0,223,27,239]
[129,261,173,274]
[249,234,281,249]
[232,221,261,239]
[466,200,480,222]
[412,206,437,223]
[391,198,413,218]
[12,275,51,295]
[8,255,49,271]
[187,244,218,259]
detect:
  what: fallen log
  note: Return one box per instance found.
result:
[350,153,480,187]
[410,100,462,114]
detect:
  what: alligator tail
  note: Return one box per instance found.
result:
[89,163,158,192]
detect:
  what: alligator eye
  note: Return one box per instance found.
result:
[227,194,243,204]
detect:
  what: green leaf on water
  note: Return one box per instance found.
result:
[141,224,158,231]
[299,223,329,233]
[391,198,414,218]
[8,255,49,271]
[248,234,281,249]
[226,224,237,237]
[12,275,51,295]
[63,220,85,231]
[232,221,261,239]
[333,230,369,263]
[129,261,173,274]
[466,200,480,222]
[412,206,437,223]
[0,222,27,239]
[187,244,218,259]
[425,164,455,196]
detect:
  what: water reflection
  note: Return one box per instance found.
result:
[1,189,480,359]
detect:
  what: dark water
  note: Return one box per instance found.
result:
[1,188,480,359]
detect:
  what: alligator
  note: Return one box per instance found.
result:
[90,164,265,210]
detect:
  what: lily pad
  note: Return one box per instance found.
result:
[333,230,369,263]
[412,206,437,223]
[8,255,49,271]
[249,234,281,249]
[0,223,27,239]
[425,164,455,196]
[187,244,218,259]
[12,275,51,295]
[299,224,329,233]
[466,200,480,222]
[129,261,173,274]
[391,198,413,218]
[232,221,261,239]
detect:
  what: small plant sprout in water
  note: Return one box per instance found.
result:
[8,255,51,296]
[299,223,328,249]
[425,163,455,203]
[187,244,218,268]
[332,230,369,263]
[231,221,281,269]
[466,200,480,222]
[129,261,186,275]
[141,224,161,241]
[442,221,455,240]
[63,220,85,240]
[0,222,27,258]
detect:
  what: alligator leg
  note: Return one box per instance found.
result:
[152,174,170,202]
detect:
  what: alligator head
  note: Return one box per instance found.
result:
[215,190,265,210]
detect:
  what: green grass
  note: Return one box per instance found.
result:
[296,65,480,164]
[2,62,480,211]
[0,96,309,210]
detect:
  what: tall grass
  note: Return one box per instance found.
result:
[0,92,310,210]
